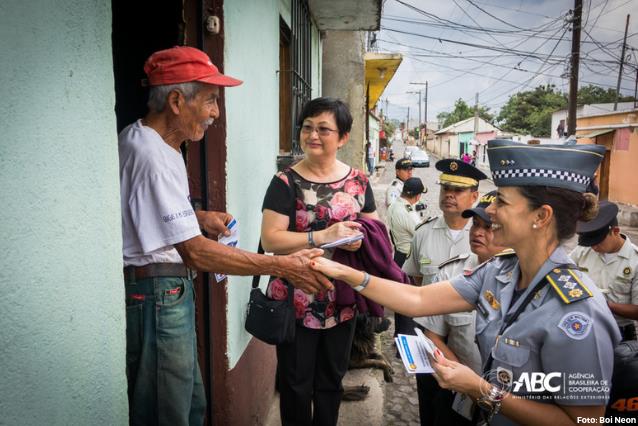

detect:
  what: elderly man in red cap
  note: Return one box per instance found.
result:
[119,46,331,425]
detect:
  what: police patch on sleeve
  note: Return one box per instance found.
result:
[557,312,593,340]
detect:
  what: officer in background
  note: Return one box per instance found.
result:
[387,177,428,336]
[416,191,510,425]
[387,177,427,266]
[385,158,414,207]
[571,201,638,341]
[401,158,487,426]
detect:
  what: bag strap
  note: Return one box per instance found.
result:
[251,170,297,289]
[482,263,571,374]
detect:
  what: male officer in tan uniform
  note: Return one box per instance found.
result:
[385,158,414,207]
[571,201,638,341]
[387,177,427,266]
[401,158,487,426]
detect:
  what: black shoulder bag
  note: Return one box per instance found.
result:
[244,171,297,345]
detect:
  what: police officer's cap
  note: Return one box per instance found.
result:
[576,201,619,247]
[402,177,427,197]
[487,139,605,193]
[462,191,496,224]
[395,158,413,170]
[436,159,487,188]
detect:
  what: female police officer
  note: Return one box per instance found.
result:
[310,139,621,425]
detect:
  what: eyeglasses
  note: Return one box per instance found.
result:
[300,124,338,137]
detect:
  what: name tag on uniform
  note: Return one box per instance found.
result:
[419,257,431,265]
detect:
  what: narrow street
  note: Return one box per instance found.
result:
[370,140,496,426]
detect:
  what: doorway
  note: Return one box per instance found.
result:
[111,1,227,424]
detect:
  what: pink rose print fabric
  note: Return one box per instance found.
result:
[266,168,370,329]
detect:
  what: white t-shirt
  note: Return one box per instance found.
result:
[119,120,201,266]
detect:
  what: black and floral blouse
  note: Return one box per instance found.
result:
[261,167,376,329]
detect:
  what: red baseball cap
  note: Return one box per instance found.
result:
[144,46,243,87]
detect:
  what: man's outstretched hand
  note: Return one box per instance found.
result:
[281,249,333,294]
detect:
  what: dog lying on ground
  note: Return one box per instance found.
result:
[342,313,394,401]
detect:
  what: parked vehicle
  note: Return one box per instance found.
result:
[403,146,419,158]
[410,149,430,167]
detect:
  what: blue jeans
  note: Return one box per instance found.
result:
[125,276,206,426]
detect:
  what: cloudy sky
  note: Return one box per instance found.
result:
[375,0,638,124]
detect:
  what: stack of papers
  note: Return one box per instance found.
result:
[394,328,438,374]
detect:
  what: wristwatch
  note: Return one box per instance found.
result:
[476,385,505,421]
[353,272,371,292]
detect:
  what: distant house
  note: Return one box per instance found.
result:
[427,117,501,167]
[551,102,636,139]
[576,108,638,206]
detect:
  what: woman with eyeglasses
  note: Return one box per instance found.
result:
[309,140,621,426]
[260,97,379,426]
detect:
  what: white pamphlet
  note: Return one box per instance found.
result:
[319,233,364,249]
[394,333,434,374]
[215,218,239,283]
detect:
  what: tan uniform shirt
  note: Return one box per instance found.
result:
[402,216,471,284]
[385,178,403,207]
[387,198,421,255]
[571,235,638,328]
[415,253,482,374]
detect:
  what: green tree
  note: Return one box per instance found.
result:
[577,84,635,105]
[497,84,636,137]
[437,98,493,128]
[497,85,567,137]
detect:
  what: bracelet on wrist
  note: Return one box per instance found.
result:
[307,231,317,248]
[353,272,371,292]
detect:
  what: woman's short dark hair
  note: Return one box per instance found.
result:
[297,97,353,138]
[518,186,598,241]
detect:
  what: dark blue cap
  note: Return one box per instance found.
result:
[487,140,605,193]
[577,201,619,247]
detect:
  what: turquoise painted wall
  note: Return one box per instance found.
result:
[224,0,281,369]
[0,1,128,424]
[223,0,323,368]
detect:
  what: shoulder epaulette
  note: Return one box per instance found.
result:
[438,253,469,269]
[415,216,437,231]
[391,180,398,186]
[493,249,516,258]
[545,267,593,304]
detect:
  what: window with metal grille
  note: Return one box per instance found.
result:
[278,0,312,168]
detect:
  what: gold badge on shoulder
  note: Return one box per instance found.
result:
[483,290,501,310]
[624,267,631,276]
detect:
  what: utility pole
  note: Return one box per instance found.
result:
[406,107,410,142]
[407,90,422,144]
[567,0,582,137]
[634,68,638,109]
[425,81,428,126]
[614,14,630,111]
[474,92,480,136]
[410,81,428,144]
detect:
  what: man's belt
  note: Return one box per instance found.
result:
[123,263,194,281]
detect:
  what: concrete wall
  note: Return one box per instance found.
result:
[0,1,128,425]
[322,31,366,171]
